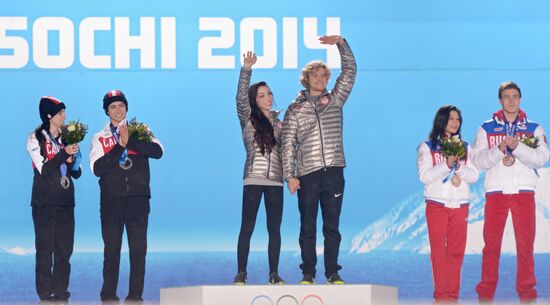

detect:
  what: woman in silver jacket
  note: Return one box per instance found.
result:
[233,51,285,285]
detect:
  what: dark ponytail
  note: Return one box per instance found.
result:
[34,122,50,163]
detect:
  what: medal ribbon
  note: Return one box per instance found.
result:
[504,118,519,156]
[72,150,82,171]
[443,162,457,184]
[110,123,129,166]
[47,132,67,178]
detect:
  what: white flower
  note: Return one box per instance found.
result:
[68,125,76,132]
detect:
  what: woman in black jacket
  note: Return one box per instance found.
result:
[26,96,81,302]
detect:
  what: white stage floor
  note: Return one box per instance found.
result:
[161,284,398,305]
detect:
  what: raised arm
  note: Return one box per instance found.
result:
[236,51,257,129]
[320,35,357,107]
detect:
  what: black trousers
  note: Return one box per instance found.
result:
[100,197,150,302]
[32,205,74,301]
[237,185,283,274]
[297,167,344,278]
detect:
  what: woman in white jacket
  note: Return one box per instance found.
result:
[417,105,479,303]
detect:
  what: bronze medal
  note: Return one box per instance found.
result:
[502,155,515,167]
[451,174,461,187]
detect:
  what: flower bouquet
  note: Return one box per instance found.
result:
[519,134,539,149]
[441,135,465,187]
[60,120,88,144]
[127,117,154,142]
[441,135,465,159]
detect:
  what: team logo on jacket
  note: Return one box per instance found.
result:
[45,142,63,160]
[493,127,503,132]
[100,136,117,153]
[99,136,138,155]
[431,152,445,166]
[487,134,505,148]
[320,96,329,105]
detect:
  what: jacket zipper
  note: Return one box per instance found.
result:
[314,105,327,169]
[266,117,275,179]
[267,152,271,179]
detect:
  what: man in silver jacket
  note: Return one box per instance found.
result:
[281,35,356,284]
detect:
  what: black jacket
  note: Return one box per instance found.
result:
[90,125,163,204]
[27,132,82,207]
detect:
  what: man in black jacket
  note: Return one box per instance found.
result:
[89,90,163,304]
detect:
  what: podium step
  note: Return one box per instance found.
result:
[161,284,398,305]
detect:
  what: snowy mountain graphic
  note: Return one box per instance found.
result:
[350,168,550,254]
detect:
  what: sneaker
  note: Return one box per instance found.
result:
[233,272,247,285]
[327,273,345,285]
[299,274,315,285]
[268,272,286,284]
[55,291,70,302]
[38,295,56,305]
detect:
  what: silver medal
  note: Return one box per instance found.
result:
[120,157,133,170]
[60,176,70,189]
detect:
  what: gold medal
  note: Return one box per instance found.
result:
[502,155,515,167]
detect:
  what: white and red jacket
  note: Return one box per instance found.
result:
[473,110,550,194]
[417,140,479,208]
[89,122,163,203]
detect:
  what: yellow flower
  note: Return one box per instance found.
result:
[68,125,76,132]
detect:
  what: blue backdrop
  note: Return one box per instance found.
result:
[1,0,550,302]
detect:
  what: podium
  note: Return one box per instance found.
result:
[160,284,398,305]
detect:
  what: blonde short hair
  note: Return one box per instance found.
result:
[300,60,331,89]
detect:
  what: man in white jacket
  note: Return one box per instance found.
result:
[473,81,549,304]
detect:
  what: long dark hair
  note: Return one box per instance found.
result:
[248,81,276,155]
[34,121,52,163]
[429,105,463,147]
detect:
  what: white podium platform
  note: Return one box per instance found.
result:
[160,284,398,305]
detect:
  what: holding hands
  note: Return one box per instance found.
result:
[243,51,257,69]
[287,177,301,194]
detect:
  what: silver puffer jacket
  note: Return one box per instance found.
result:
[281,40,357,180]
[236,67,283,183]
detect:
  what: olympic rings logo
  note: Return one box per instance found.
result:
[250,294,324,305]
